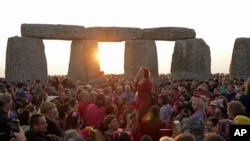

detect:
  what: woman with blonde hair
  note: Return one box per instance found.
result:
[191,97,206,120]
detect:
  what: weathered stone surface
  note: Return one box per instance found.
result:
[171,38,211,81]
[142,27,196,41]
[5,36,47,83]
[5,24,218,82]
[229,38,250,79]
[124,40,158,79]
[21,24,85,40]
[67,40,100,82]
[85,27,142,42]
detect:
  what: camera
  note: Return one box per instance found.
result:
[172,120,182,135]
[130,112,137,119]
[11,119,20,133]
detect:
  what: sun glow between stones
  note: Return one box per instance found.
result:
[98,42,125,74]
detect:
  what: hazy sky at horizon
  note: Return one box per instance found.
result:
[1,0,250,77]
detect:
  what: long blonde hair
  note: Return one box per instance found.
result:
[192,97,206,112]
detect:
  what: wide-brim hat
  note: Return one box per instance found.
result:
[210,100,219,106]
[177,103,194,114]
[46,96,59,102]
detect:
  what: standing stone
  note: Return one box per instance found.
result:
[5,36,47,83]
[230,38,250,79]
[171,38,211,81]
[67,40,100,82]
[124,40,158,80]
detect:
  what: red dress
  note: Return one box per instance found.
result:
[141,118,162,141]
[135,79,152,120]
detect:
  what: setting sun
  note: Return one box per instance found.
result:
[98,42,125,74]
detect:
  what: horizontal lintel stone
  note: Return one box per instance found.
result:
[85,27,143,42]
[21,24,86,40]
[142,27,196,41]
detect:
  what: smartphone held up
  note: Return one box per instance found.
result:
[11,119,20,133]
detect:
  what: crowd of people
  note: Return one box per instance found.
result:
[0,66,250,141]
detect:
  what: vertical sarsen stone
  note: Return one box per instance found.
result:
[171,38,212,81]
[5,36,47,83]
[229,38,250,79]
[67,40,100,82]
[124,40,158,79]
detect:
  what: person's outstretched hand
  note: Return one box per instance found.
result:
[10,126,26,141]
